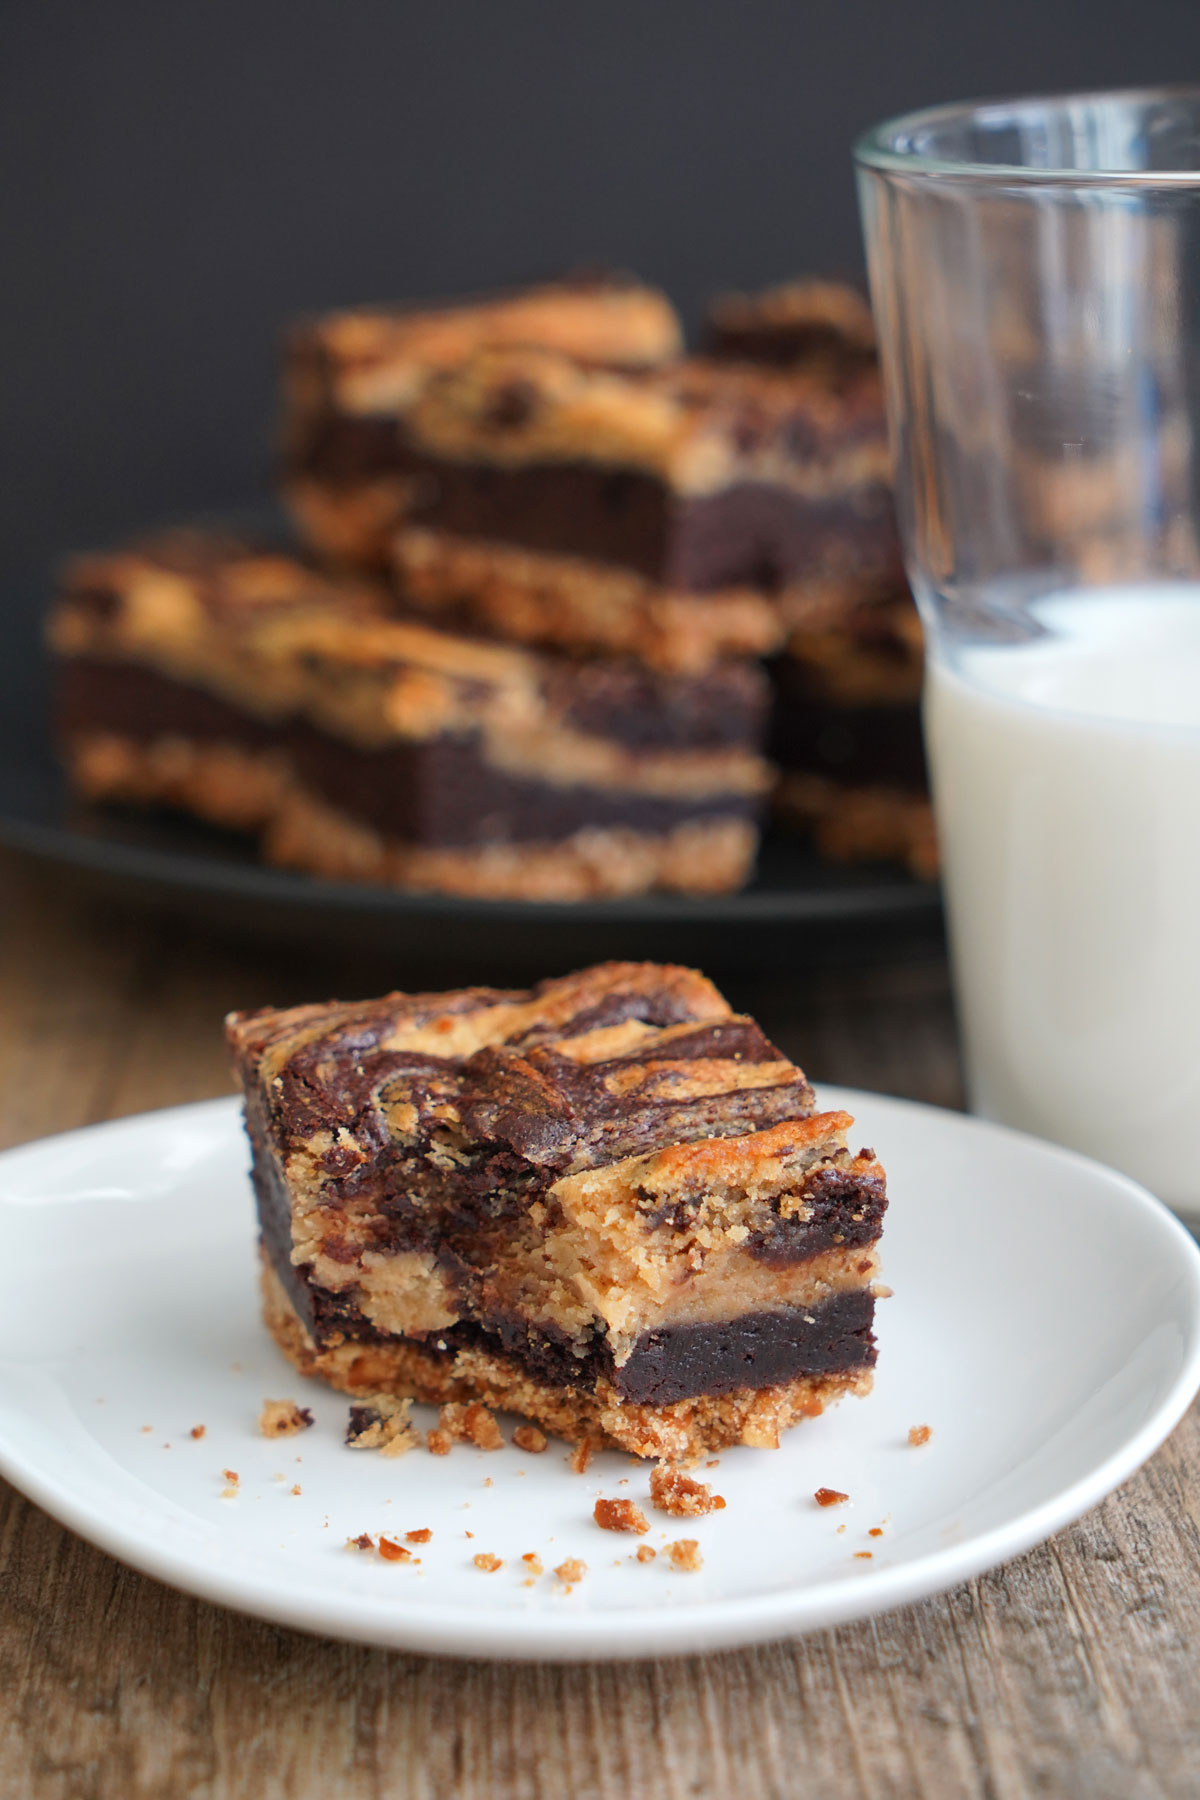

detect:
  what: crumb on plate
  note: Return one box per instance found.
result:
[554,1558,586,1584]
[636,1545,657,1564]
[594,1497,649,1534]
[814,1487,849,1507]
[345,1396,418,1456]
[259,1398,314,1439]
[666,1539,703,1572]
[473,1552,502,1572]
[909,1424,932,1447]
[513,1425,548,1454]
[649,1464,726,1517]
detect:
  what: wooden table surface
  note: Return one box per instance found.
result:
[1,853,1198,1800]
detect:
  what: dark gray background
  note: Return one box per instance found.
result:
[5,0,1200,639]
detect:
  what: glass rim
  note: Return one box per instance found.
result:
[854,83,1200,185]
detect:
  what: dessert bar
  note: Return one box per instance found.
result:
[770,578,936,878]
[266,613,770,899]
[228,961,887,1460]
[50,531,384,833]
[389,348,900,663]
[51,533,769,900]
[281,276,683,569]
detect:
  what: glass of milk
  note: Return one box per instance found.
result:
[856,89,1200,1217]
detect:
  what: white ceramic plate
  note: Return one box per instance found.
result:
[1,1089,1198,1662]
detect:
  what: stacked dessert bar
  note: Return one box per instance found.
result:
[705,279,933,878]
[51,272,934,896]
[229,960,887,1458]
[51,530,769,900]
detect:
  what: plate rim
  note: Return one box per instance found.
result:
[1,1088,1198,1662]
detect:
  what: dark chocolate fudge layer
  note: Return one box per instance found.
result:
[228,961,887,1459]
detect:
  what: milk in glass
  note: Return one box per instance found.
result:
[925,587,1200,1212]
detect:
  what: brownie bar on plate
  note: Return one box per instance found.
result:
[49,531,385,833]
[770,578,936,879]
[50,533,769,900]
[267,614,770,900]
[228,961,887,1460]
[281,276,683,569]
[389,346,898,665]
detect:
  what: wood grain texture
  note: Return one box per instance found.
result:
[0,852,1196,1800]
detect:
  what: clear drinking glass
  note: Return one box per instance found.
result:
[856,88,1200,1216]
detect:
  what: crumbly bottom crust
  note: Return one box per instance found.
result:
[774,771,938,881]
[261,1257,871,1461]
[263,781,757,900]
[64,733,289,833]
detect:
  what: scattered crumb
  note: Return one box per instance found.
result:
[522,1552,544,1575]
[909,1424,933,1447]
[427,1427,453,1456]
[346,1533,374,1552]
[464,1530,474,1539]
[594,1497,649,1534]
[291,1485,302,1496]
[650,1464,726,1517]
[554,1558,587,1584]
[854,1551,873,1560]
[438,1401,503,1451]
[406,1528,432,1544]
[190,1425,206,1440]
[814,1488,849,1508]
[513,1425,548,1454]
[473,1553,502,1573]
[163,1443,171,1450]
[873,1283,895,1299]
[378,1536,414,1563]
[220,1485,239,1500]
[837,1524,846,1536]
[223,1469,239,1486]
[483,1478,493,1488]
[706,1459,720,1468]
[259,1399,314,1439]
[666,1539,703,1572]
[868,1527,883,1538]
[346,1397,419,1456]
[141,1426,153,1435]
[636,1545,657,1564]
[568,1439,596,1475]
